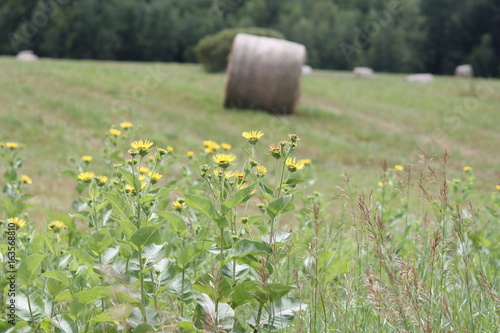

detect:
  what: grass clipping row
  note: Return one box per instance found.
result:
[223,33,307,115]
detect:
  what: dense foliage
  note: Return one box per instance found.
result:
[195,27,284,72]
[2,124,500,331]
[1,0,499,76]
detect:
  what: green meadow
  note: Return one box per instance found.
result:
[1,57,500,332]
[1,57,499,216]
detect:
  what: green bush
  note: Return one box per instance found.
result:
[195,27,285,73]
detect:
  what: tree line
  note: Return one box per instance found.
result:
[1,0,499,77]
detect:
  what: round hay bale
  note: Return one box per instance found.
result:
[353,67,374,78]
[223,33,307,115]
[455,64,473,78]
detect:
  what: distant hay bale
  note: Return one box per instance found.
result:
[16,50,38,61]
[455,64,473,78]
[223,33,307,115]
[406,73,434,84]
[353,67,374,78]
[302,65,313,76]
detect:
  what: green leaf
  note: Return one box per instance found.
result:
[222,262,249,281]
[117,240,136,257]
[251,298,306,330]
[102,192,131,220]
[46,277,64,298]
[130,224,161,248]
[252,283,294,305]
[168,273,194,303]
[261,230,293,245]
[195,293,234,331]
[177,321,200,332]
[229,281,258,308]
[156,211,187,234]
[178,241,211,269]
[119,168,141,190]
[54,290,73,302]
[283,178,307,186]
[18,254,46,287]
[133,324,156,333]
[116,219,138,239]
[91,304,135,322]
[139,194,157,206]
[88,181,99,200]
[221,183,256,215]
[74,286,112,304]
[185,194,227,228]
[266,195,295,219]
[143,243,165,265]
[223,240,272,265]
[259,183,274,202]
[50,314,74,333]
[41,271,71,287]
[88,227,114,255]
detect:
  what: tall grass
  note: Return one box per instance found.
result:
[1,124,499,331]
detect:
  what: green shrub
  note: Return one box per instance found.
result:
[195,27,285,73]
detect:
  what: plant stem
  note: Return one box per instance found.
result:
[138,246,146,322]
[181,267,185,317]
[254,303,264,333]
[98,252,105,312]
[149,268,159,314]
[26,286,37,331]
[216,226,225,329]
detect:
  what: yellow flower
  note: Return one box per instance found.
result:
[139,167,150,174]
[203,140,220,151]
[394,165,404,171]
[138,175,146,181]
[167,146,174,152]
[148,172,163,184]
[300,159,311,165]
[131,140,154,156]
[204,147,213,154]
[234,170,244,180]
[496,185,500,191]
[212,153,236,169]
[6,142,19,149]
[236,183,249,190]
[213,169,234,179]
[124,184,136,193]
[187,151,195,157]
[463,166,472,172]
[78,172,95,183]
[256,165,267,176]
[109,129,122,136]
[131,140,154,150]
[21,175,32,184]
[48,220,65,233]
[222,143,232,150]
[378,181,387,187]
[269,144,281,159]
[172,200,186,212]
[242,130,265,144]
[8,217,26,229]
[120,122,133,129]
[96,176,108,186]
[81,155,93,163]
[285,157,304,172]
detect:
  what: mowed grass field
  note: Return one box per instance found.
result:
[1,56,499,219]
